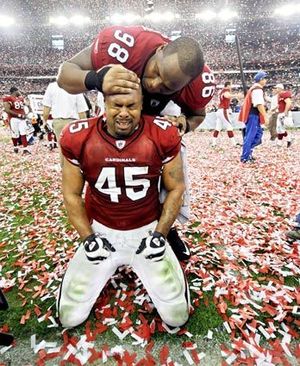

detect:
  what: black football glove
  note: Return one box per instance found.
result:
[136,231,166,262]
[83,233,115,265]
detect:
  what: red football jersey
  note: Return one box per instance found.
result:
[278,90,292,113]
[91,25,169,77]
[2,95,25,120]
[60,115,181,230]
[218,88,231,109]
[91,26,215,114]
[174,64,216,111]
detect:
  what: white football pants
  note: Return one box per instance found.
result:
[215,108,234,131]
[276,112,294,134]
[10,117,27,138]
[57,220,190,328]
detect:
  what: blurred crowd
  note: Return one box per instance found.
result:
[0,3,299,108]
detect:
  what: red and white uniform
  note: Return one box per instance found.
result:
[60,115,181,230]
[58,115,189,329]
[91,26,215,114]
[92,26,169,77]
[215,87,233,131]
[2,95,26,121]
[278,90,292,113]
[174,65,216,112]
[276,90,293,134]
[3,95,27,139]
[218,88,231,110]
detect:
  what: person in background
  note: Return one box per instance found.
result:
[275,83,294,147]
[268,86,279,143]
[3,86,31,154]
[42,81,88,163]
[239,71,269,163]
[211,81,239,147]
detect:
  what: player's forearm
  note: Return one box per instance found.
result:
[42,106,51,123]
[57,62,90,94]
[284,101,292,115]
[155,186,185,237]
[63,194,93,240]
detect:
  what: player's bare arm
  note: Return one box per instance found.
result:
[155,153,185,237]
[62,157,93,239]
[57,45,93,94]
[57,45,140,95]
[42,105,51,125]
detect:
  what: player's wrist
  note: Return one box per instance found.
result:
[82,232,96,242]
[152,231,165,239]
[84,66,111,92]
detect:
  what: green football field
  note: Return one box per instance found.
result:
[0,129,299,365]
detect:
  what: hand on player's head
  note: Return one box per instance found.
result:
[102,65,140,95]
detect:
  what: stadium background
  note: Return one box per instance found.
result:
[0,2,300,366]
[0,0,299,110]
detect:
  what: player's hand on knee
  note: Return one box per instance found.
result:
[83,233,115,264]
[136,231,166,262]
[103,65,140,95]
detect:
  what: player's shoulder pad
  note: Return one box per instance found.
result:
[60,116,100,162]
[143,114,181,157]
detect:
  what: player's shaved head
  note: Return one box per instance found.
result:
[163,37,204,79]
[142,37,204,95]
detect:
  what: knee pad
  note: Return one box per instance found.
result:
[152,257,185,302]
[65,274,94,303]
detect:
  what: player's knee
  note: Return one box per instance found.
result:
[59,305,88,328]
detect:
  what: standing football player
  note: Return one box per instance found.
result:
[211,81,239,147]
[275,83,294,147]
[3,86,30,154]
[58,83,189,329]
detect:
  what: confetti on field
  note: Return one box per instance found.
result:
[0,130,300,365]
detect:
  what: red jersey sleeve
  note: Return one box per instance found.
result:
[279,90,292,100]
[144,115,181,163]
[174,64,216,111]
[60,117,100,166]
[91,26,169,77]
[2,96,11,103]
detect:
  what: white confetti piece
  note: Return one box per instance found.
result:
[183,350,194,365]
